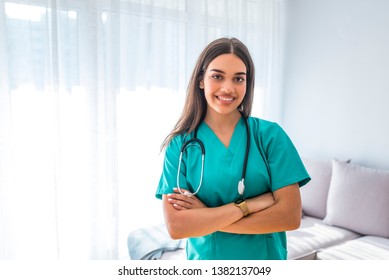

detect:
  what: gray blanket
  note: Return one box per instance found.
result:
[127,224,186,260]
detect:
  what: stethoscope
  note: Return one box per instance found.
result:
[176,116,250,197]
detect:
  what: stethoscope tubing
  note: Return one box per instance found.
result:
[177,151,204,197]
[176,116,249,197]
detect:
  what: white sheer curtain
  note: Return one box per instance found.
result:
[0,0,283,259]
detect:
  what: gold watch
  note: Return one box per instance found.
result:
[234,197,249,217]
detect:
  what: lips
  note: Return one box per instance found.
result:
[216,95,236,104]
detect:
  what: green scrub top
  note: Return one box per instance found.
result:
[156,117,311,260]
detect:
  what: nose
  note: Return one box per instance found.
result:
[220,80,234,93]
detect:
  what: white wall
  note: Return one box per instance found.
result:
[282,0,389,170]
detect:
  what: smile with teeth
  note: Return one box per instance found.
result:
[216,95,235,102]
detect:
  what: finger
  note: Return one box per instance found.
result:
[172,203,186,210]
[167,197,192,209]
[168,193,194,204]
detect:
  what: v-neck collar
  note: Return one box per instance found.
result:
[199,117,245,153]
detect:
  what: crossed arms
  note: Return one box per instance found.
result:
[162,183,302,239]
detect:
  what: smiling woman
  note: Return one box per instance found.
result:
[156,38,311,260]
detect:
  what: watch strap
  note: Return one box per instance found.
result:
[235,198,249,217]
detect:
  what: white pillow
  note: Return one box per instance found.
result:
[300,157,332,219]
[323,159,389,238]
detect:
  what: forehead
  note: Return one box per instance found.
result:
[207,53,246,73]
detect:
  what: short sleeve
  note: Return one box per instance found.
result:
[155,136,188,200]
[263,123,311,191]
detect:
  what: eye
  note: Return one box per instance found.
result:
[211,74,223,80]
[235,77,245,83]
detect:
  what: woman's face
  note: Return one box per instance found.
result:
[200,53,247,118]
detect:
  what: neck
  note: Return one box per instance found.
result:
[204,110,242,132]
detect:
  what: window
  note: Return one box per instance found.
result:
[0,0,282,259]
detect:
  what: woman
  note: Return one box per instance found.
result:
[156,37,310,260]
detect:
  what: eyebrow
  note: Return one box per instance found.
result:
[209,69,246,76]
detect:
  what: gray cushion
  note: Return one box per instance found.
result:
[287,216,360,260]
[323,159,389,238]
[300,157,332,219]
[317,236,389,260]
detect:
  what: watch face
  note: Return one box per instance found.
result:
[235,198,245,204]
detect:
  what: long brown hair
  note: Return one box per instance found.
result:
[161,37,255,150]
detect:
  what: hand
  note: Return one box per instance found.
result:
[167,188,207,210]
[246,192,275,214]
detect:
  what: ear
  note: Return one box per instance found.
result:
[199,81,204,89]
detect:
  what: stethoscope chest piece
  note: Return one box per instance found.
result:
[238,179,245,196]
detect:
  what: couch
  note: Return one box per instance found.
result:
[128,158,389,260]
[287,157,389,259]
